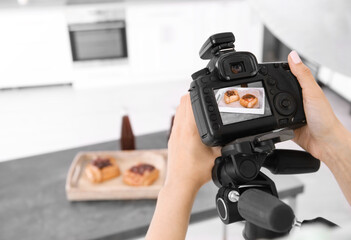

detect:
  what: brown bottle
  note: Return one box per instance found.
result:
[121,115,135,150]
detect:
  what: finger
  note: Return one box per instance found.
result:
[173,95,188,129]
[184,94,198,133]
[287,50,319,90]
[184,94,194,122]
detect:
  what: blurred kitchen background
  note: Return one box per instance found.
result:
[1,0,351,239]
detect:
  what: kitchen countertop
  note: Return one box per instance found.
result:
[0,131,304,240]
[0,131,219,240]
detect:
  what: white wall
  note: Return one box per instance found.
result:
[0,0,264,89]
[318,66,351,101]
[126,0,263,83]
[0,0,265,161]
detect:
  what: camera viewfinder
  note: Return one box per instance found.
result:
[231,62,245,74]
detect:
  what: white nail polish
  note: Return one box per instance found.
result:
[290,51,301,64]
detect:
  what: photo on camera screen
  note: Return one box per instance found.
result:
[213,82,272,125]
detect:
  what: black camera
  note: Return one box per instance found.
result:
[189,32,306,146]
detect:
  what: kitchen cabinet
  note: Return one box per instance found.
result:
[0,7,71,88]
[125,0,263,83]
[126,2,198,80]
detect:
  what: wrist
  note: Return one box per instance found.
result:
[158,181,199,205]
[163,178,202,194]
[319,122,351,169]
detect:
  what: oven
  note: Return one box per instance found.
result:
[66,4,127,63]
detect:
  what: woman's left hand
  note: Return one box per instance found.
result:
[166,94,221,191]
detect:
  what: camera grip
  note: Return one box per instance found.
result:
[238,189,295,233]
[263,150,320,174]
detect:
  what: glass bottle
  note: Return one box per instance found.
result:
[121,114,135,150]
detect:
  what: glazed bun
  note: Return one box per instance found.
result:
[240,94,258,108]
[224,90,240,104]
[123,163,159,186]
[85,157,120,183]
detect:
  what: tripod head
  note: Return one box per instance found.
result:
[212,129,320,239]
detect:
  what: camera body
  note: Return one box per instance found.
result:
[190,33,306,146]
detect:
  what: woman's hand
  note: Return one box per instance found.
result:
[166,94,221,191]
[288,50,351,205]
[146,94,220,240]
[288,51,346,165]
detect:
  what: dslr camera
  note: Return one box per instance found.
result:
[190,32,306,146]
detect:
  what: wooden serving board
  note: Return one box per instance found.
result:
[65,149,167,201]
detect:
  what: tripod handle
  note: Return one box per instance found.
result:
[263,150,320,174]
[238,189,295,233]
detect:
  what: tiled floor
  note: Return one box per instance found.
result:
[1,81,351,239]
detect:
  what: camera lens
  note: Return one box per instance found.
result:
[230,62,245,74]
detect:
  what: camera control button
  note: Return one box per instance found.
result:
[210,114,217,121]
[279,118,289,125]
[205,96,212,103]
[269,89,277,95]
[259,66,268,75]
[203,88,210,94]
[281,99,290,108]
[208,105,215,112]
[281,63,290,70]
[273,63,280,68]
[212,123,220,130]
[274,93,297,116]
[201,77,208,83]
[267,77,276,86]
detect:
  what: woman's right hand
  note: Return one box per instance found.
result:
[288,50,351,206]
[287,50,348,167]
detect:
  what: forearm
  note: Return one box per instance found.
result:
[146,182,199,240]
[322,124,351,205]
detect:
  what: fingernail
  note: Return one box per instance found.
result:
[290,50,301,64]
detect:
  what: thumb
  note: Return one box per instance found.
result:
[287,50,319,91]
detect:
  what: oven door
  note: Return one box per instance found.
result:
[68,21,127,62]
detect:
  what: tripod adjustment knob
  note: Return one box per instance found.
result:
[212,156,225,188]
[228,190,240,203]
[216,187,244,224]
[232,155,260,183]
[238,158,257,179]
[216,197,228,221]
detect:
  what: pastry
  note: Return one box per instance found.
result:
[123,163,159,186]
[85,157,120,183]
[239,94,258,108]
[224,90,240,104]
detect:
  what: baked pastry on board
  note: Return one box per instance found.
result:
[240,94,258,108]
[85,157,121,183]
[224,90,240,104]
[123,163,159,186]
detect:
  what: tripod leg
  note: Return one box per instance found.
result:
[222,223,227,240]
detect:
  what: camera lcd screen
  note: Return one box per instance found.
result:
[213,82,272,125]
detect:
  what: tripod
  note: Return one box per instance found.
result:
[212,129,325,239]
